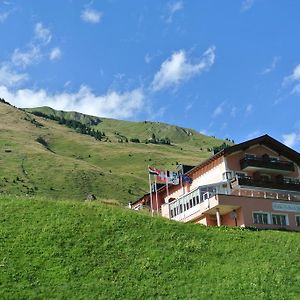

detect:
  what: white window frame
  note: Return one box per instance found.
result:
[295,215,300,227]
[271,213,289,226]
[235,171,247,178]
[222,171,233,181]
[269,156,279,162]
[260,173,271,181]
[252,211,270,225]
[245,153,256,159]
[283,177,294,184]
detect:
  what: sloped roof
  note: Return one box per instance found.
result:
[223,134,300,165]
[186,134,300,176]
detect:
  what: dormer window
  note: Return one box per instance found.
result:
[236,172,246,179]
[245,153,256,159]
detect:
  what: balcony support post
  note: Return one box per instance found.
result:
[216,208,221,227]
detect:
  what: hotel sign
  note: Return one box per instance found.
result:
[272,202,300,213]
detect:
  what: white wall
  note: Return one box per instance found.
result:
[191,159,227,188]
[164,158,227,203]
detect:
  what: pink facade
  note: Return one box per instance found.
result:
[195,195,300,231]
[133,135,300,232]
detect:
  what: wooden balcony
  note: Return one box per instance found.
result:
[233,175,300,192]
[240,156,295,173]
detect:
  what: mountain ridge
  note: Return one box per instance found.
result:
[25,106,231,147]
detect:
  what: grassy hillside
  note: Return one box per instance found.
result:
[0,102,228,203]
[1,196,299,299]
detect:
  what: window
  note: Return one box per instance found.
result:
[170,209,174,218]
[260,174,271,182]
[269,156,279,162]
[296,216,300,227]
[202,192,210,201]
[272,214,288,226]
[245,153,256,159]
[253,212,269,224]
[236,172,247,179]
[222,171,233,180]
[283,177,293,184]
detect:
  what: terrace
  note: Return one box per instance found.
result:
[240,155,295,173]
[232,175,300,192]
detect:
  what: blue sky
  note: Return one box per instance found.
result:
[1,1,300,150]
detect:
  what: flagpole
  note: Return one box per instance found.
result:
[148,166,154,217]
[155,179,159,214]
[180,174,184,196]
[166,170,169,197]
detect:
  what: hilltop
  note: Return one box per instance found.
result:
[25,106,230,146]
[0,101,229,203]
[1,196,299,299]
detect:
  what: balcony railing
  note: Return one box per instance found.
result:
[168,182,229,221]
[240,156,295,172]
[233,175,300,192]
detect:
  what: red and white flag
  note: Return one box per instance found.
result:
[148,166,160,176]
[148,167,168,182]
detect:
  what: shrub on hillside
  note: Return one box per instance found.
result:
[130,138,140,143]
[36,136,48,148]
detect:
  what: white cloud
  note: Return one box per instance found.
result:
[291,84,300,94]
[11,23,55,68]
[221,122,227,130]
[49,47,62,61]
[144,53,151,64]
[169,1,184,14]
[165,1,184,23]
[212,102,224,118]
[283,64,300,94]
[0,64,28,87]
[11,46,41,68]
[285,64,300,83]
[64,81,72,88]
[282,132,300,148]
[199,129,210,136]
[114,73,125,80]
[34,23,52,45]
[230,106,237,117]
[149,106,167,119]
[151,46,215,91]
[0,11,9,23]
[184,102,193,112]
[247,130,261,140]
[245,103,253,114]
[0,85,145,119]
[81,8,102,24]
[262,56,280,75]
[241,0,255,12]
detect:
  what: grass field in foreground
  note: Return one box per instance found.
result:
[1,196,299,299]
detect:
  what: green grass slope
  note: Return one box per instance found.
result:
[1,197,299,299]
[0,102,228,203]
